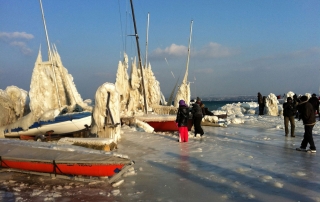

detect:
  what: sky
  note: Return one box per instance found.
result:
[1,0,320,100]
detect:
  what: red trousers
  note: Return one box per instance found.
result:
[179,126,188,142]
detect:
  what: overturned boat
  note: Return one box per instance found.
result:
[0,139,133,178]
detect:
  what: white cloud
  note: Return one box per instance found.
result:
[0,31,34,40]
[152,44,188,57]
[10,41,32,55]
[194,42,235,58]
[0,31,34,55]
[150,42,236,59]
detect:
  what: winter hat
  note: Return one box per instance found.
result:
[287,97,292,102]
[300,95,308,102]
[179,100,187,106]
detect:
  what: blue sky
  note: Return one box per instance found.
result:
[1,0,320,99]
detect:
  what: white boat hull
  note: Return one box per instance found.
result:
[4,112,92,137]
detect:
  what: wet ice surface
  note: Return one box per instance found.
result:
[1,115,320,202]
[0,173,118,201]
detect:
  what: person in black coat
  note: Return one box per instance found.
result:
[201,103,214,116]
[191,100,204,137]
[283,97,296,137]
[308,93,319,118]
[257,92,264,115]
[296,95,317,152]
[176,100,190,142]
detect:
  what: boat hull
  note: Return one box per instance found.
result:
[146,119,193,132]
[1,159,125,177]
[4,112,92,137]
[0,139,132,177]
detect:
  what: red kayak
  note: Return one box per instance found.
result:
[0,139,132,177]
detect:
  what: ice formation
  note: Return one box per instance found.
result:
[91,82,121,142]
[115,53,130,113]
[0,86,29,128]
[115,53,169,116]
[283,91,295,102]
[0,47,92,138]
[173,44,191,108]
[174,81,191,108]
[29,47,90,119]
[144,63,162,109]
[265,93,279,116]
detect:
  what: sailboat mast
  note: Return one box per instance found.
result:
[144,12,150,69]
[183,20,193,84]
[129,0,148,113]
[39,0,61,108]
[39,0,52,61]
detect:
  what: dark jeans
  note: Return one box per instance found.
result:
[300,125,316,150]
[284,116,295,136]
[193,116,204,136]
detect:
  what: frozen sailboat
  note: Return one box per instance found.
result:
[139,21,194,131]
[1,0,92,138]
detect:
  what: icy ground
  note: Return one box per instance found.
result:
[1,115,320,202]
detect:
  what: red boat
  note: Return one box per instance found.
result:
[0,139,133,178]
[136,115,193,132]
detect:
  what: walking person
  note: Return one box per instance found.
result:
[258,92,264,115]
[308,93,319,117]
[176,100,190,142]
[296,95,317,153]
[191,99,204,137]
[262,96,266,113]
[283,97,296,137]
[293,94,301,118]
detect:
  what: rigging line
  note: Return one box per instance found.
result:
[177,21,194,83]
[117,0,125,52]
[126,5,136,58]
[39,0,51,61]
[39,0,61,108]
[125,11,127,52]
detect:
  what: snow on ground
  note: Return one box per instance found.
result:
[1,104,320,201]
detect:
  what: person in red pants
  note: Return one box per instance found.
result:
[176,100,190,142]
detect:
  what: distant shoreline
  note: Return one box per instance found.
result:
[198,96,257,102]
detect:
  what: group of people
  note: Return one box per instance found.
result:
[282,93,318,153]
[175,97,204,143]
[177,92,318,152]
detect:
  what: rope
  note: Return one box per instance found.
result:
[52,160,65,177]
[0,156,10,169]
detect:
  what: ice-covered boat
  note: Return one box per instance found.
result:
[0,139,133,178]
[3,111,92,138]
[137,21,194,132]
[136,115,193,132]
[1,1,93,138]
